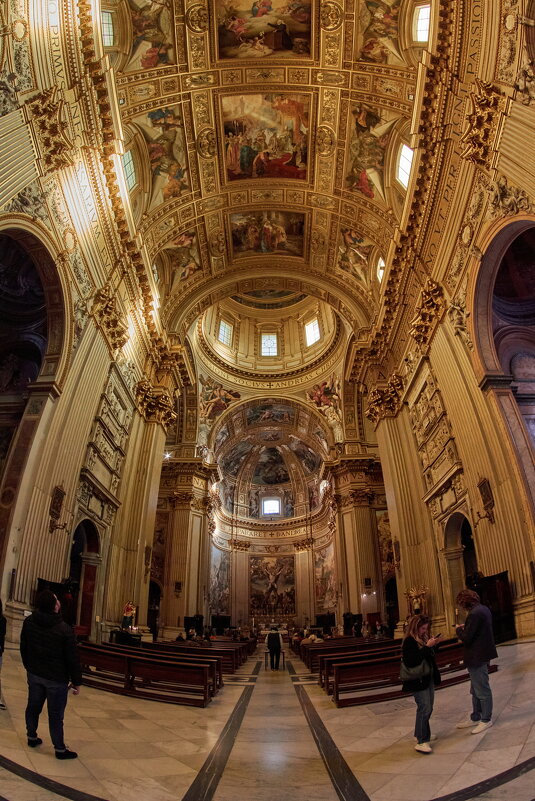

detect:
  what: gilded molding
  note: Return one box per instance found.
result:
[229,538,251,550]
[409,280,445,347]
[25,87,73,171]
[91,283,128,351]
[488,175,532,217]
[460,79,508,169]
[364,373,404,424]
[293,537,314,551]
[136,378,177,429]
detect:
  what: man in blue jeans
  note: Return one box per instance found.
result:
[20,590,82,759]
[455,588,497,735]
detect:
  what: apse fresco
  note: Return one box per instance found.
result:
[337,227,374,283]
[222,93,309,182]
[132,105,189,211]
[314,543,337,612]
[250,555,295,615]
[345,103,394,201]
[287,436,321,473]
[313,426,329,452]
[163,231,202,293]
[126,0,175,72]
[252,447,289,484]
[357,0,402,65]
[230,211,305,256]
[246,402,295,425]
[210,545,231,614]
[215,0,312,60]
[215,424,230,451]
[220,440,254,476]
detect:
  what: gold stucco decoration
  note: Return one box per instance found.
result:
[320,1,343,31]
[185,3,209,32]
[316,126,336,157]
[91,284,129,351]
[460,79,508,168]
[26,87,73,171]
[196,128,217,158]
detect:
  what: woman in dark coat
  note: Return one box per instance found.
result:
[402,614,442,753]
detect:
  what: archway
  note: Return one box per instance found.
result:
[384,576,399,636]
[69,519,100,639]
[443,511,473,624]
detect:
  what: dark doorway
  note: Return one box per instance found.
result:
[69,520,100,638]
[461,519,478,584]
[147,580,161,641]
[384,576,399,636]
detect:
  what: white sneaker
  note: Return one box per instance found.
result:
[471,720,492,734]
[456,719,477,729]
[415,742,433,754]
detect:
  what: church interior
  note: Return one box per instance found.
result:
[0,0,535,799]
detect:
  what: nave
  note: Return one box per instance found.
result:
[1,641,535,801]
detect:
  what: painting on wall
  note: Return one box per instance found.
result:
[250,555,295,615]
[230,211,305,257]
[376,509,395,580]
[357,0,402,65]
[345,103,396,201]
[131,105,189,211]
[161,231,202,295]
[125,0,175,72]
[314,543,337,612]
[222,93,309,182]
[337,227,375,283]
[220,440,254,477]
[215,0,312,60]
[252,447,289,484]
[246,403,295,425]
[210,545,231,614]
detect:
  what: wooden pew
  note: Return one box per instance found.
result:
[301,637,394,671]
[78,643,212,707]
[332,642,498,708]
[152,641,241,673]
[319,641,403,693]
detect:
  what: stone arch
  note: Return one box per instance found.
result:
[69,518,101,639]
[443,511,475,623]
[0,227,70,565]
[471,217,535,515]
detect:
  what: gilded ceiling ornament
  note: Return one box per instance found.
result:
[91,283,129,351]
[209,229,226,256]
[448,290,473,350]
[320,1,343,31]
[25,87,73,171]
[185,3,209,32]
[310,230,326,253]
[316,126,336,157]
[293,538,314,551]
[460,78,508,168]
[316,70,345,85]
[488,174,532,217]
[364,373,404,424]
[196,128,217,159]
[409,279,445,347]
[136,379,177,429]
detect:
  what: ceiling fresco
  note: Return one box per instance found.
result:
[111,0,420,347]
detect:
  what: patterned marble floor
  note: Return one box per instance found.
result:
[0,639,534,801]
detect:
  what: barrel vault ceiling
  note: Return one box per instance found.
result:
[102,0,423,389]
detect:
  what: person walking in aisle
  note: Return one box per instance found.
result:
[20,590,82,759]
[455,588,497,734]
[265,625,284,671]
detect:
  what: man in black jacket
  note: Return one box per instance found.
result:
[455,588,498,735]
[20,590,82,759]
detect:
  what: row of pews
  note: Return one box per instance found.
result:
[293,636,498,708]
[78,637,255,707]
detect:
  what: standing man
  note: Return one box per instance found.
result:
[265,625,283,671]
[455,588,498,734]
[20,589,82,759]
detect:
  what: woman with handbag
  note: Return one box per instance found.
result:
[401,615,442,753]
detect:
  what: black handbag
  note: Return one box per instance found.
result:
[399,657,432,682]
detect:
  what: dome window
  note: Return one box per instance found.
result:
[377,256,385,282]
[261,333,278,356]
[305,317,320,346]
[218,319,233,347]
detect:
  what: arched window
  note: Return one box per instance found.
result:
[122,150,137,191]
[218,319,233,347]
[304,317,320,346]
[376,256,385,283]
[261,333,278,356]
[413,3,431,42]
[397,144,414,189]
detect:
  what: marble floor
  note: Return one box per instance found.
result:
[0,639,534,801]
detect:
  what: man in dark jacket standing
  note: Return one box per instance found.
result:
[265,626,283,670]
[20,590,82,759]
[455,588,498,735]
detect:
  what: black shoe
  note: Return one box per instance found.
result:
[55,749,78,760]
[28,737,43,747]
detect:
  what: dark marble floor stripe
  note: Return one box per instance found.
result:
[432,753,535,801]
[288,660,371,801]
[0,754,110,801]
[180,659,262,801]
